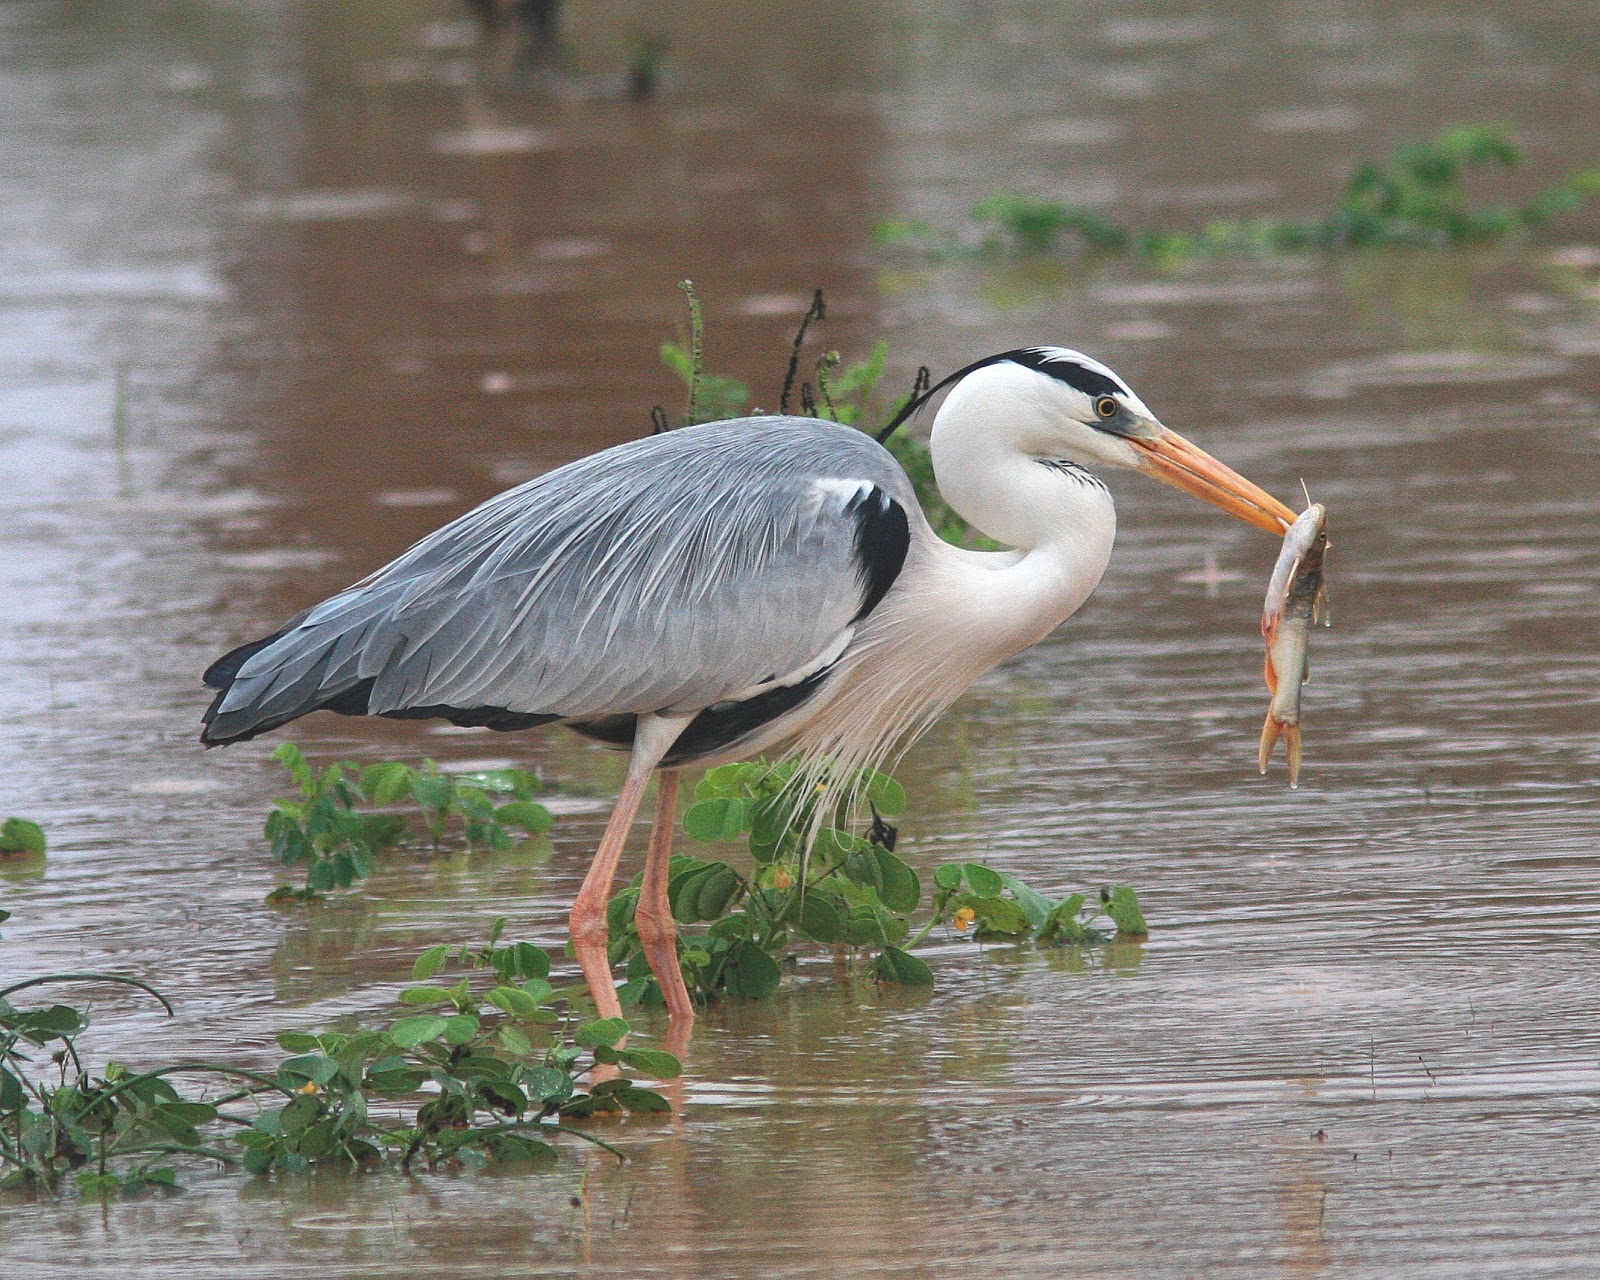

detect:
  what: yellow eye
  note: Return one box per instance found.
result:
[1094,396,1119,420]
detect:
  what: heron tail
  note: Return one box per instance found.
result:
[200,620,383,747]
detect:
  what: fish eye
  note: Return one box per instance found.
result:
[1094,396,1119,420]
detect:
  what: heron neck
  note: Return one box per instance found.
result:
[932,418,1114,554]
[925,433,1117,648]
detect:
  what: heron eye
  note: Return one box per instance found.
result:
[1094,396,1119,420]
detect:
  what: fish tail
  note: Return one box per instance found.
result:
[1258,713,1282,774]
[1285,725,1303,788]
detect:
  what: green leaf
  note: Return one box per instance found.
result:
[967,895,1031,938]
[0,818,46,856]
[494,801,553,834]
[271,742,313,794]
[410,771,452,811]
[491,942,550,983]
[815,827,869,862]
[873,946,934,986]
[360,762,414,806]
[1,1066,26,1111]
[442,1014,480,1045]
[863,771,907,818]
[842,845,881,892]
[1000,874,1056,932]
[366,1067,426,1095]
[612,1086,672,1115]
[498,1025,533,1057]
[524,1066,573,1103]
[722,939,781,999]
[459,768,540,796]
[963,863,1004,897]
[389,1014,450,1048]
[796,890,847,944]
[486,986,545,1019]
[616,1048,681,1079]
[412,945,451,981]
[682,797,748,842]
[398,986,454,1006]
[560,1093,620,1118]
[280,1094,321,1136]
[933,863,964,892]
[18,1004,86,1039]
[242,1147,274,1175]
[693,763,751,799]
[279,1054,340,1087]
[488,1132,558,1165]
[1038,893,1093,945]
[306,859,337,892]
[872,848,921,913]
[574,1016,630,1049]
[159,1101,219,1126]
[515,978,555,1006]
[453,789,496,821]
[1102,885,1148,937]
[276,1031,320,1054]
[670,862,740,923]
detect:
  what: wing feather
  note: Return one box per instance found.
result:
[205,417,916,742]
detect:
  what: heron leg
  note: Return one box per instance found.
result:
[567,713,692,1024]
[635,769,695,1026]
[569,767,653,1023]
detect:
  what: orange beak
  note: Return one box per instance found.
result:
[1130,425,1297,535]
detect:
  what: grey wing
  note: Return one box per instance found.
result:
[201,418,915,744]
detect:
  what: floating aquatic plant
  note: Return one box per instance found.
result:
[875,125,1600,261]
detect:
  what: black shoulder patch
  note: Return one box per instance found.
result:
[845,485,910,623]
[661,668,832,767]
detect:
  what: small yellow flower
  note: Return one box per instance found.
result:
[953,907,976,933]
[297,1081,320,1095]
[772,868,794,889]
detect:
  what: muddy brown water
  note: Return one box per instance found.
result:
[4,2,1600,1276]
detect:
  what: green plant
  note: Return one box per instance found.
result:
[263,745,553,903]
[0,923,676,1196]
[657,286,981,548]
[660,279,750,425]
[263,745,407,901]
[605,761,1147,1006]
[974,193,1129,255]
[245,923,673,1175]
[879,125,1600,261]
[1,971,233,1195]
[0,818,45,858]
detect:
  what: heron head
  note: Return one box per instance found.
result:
[933,347,1296,535]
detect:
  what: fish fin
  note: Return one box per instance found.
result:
[1258,713,1281,774]
[1285,725,1303,788]
[1262,650,1278,694]
[1314,583,1331,627]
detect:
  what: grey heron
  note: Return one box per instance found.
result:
[202,346,1296,1030]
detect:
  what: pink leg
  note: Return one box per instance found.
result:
[569,768,653,1023]
[635,769,696,1027]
